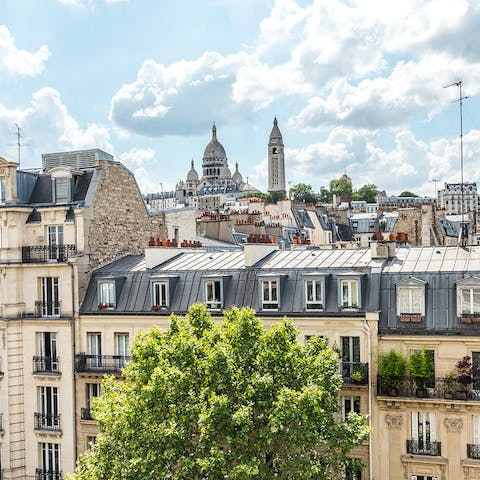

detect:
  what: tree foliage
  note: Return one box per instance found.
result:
[352,184,377,203]
[398,191,418,197]
[289,183,318,203]
[240,191,287,203]
[329,177,352,199]
[71,305,369,480]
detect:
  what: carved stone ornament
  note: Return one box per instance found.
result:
[444,417,463,432]
[385,414,402,429]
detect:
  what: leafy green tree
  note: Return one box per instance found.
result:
[72,305,369,480]
[352,184,377,203]
[318,186,332,203]
[329,177,352,198]
[289,183,318,203]
[398,191,418,197]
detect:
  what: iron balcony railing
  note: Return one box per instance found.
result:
[35,469,62,480]
[34,301,61,318]
[377,375,480,400]
[406,439,441,456]
[341,362,369,385]
[81,408,94,421]
[468,443,480,459]
[33,356,60,374]
[22,244,76,263]
[34,413,61,431]
[74,354,130,374]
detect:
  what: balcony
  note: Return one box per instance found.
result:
[468,443,480,459]
[34,301,61,318]
[34,413,61,431]
[33,356,60,375]
[341,362,369,385]
[75,354,130,374]
[81,408,94,421]
[22,244,76,263]
[406,439,441,456]
[35,469,62,480]
[377,375,480,400]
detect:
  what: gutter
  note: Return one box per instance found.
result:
[68,261,78,463]
[362,318,373,480]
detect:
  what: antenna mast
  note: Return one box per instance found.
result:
[14,123,22,165]
[444,80,469,245]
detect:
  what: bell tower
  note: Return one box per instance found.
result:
[268,117,286,194]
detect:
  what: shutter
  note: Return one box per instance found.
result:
[411,412,419,441]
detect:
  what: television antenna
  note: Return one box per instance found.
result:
[443,80,469,245]
[7,123,30,166]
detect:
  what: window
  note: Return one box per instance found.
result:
[115,333,129,368]
[204,280,222,309]
[86,436,96,449]
[0,176,5,203]
[39,277,60,317]
[36,332,58,372]
[262,279,279,310]
[305,278,323,310]
[341,337,360,378]
[48,225,64,261]
[54,176,71,203]
[474,352,480,390]
[410,412,437,454]
[397,278,425,317]
[458,286,480,315]
[152,281,168,309]
[84,383,101,420]
[342,395,360,420]
[340,279,359,309]
[98,280,115,309]
[39,442,61,476]
[37,386,59,430]
[87,333,102,368]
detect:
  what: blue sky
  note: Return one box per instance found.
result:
[1,0,480,196]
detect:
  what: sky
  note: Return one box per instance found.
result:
[1,0,480,197]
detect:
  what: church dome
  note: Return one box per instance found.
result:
[203,124,227,164]
[187,159,199,181]
[232,162,243,185]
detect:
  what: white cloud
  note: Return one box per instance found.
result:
[0,87,112,167]
[117,147,163,193]
[58,0,127,6]
[0,25,50,76]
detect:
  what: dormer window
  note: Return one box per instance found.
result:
[49,166,83,204]
[205,279,222,310]
[152,281,168,310]
[0,176,6,203]
[54,176,71,203]
[258,275,282,311]
[303,275,325,310]
[396,277,426,322]
[98,280,115,309]
[337,274,361,310]
[457,277,480,318]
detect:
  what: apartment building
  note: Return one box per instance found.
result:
[0,149,166,480]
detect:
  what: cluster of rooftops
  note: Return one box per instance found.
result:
[82,243,480,334]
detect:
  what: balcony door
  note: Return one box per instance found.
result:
[115,333,129,368]
[37,332,58,372]
[40,386,59,429]
[40,277,59,317]
[87,333,102,368]
[411,412,436,451]
[341,336,360,377]
[40,442,60,476]
[48,225,64,261]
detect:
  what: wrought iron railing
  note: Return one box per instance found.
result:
[341,362,369,385]
[377,375,480,400]
[34,301,61,318]
[81,408,94,421]
[35,469,62,480]
[22,244,76,263]
[74,354,130,374]
[33,356,60,374]
[468,443,480,459]
[406,439,441,456]
[34,413,61,431]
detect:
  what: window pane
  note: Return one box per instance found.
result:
[462,288,472,314]
[306,281,313,301]
[263,282,270,302]
[315,281,322,302]
[271,281,277,301]
[473,288,480,313]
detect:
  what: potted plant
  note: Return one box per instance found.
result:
[350,369,365,384]
[444,370,456,399]
[455,356,476,400]
[378,350,407,396]
[408,350,435,398]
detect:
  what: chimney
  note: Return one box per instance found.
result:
[370,241,396,259]
[145,242,202,269]
[243,235,279,266]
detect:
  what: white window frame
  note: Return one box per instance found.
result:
[459,286,480,315]
[411,411,436,447]
[39,386,59,429]
[98,280,115,309]
[396,277,426,316]
[339,277,360,309]
[204,279,222,310]
[342,395,360,420]
[40,277,60,317]
[37,332,58,371]
[0,176,6,204]
[304,277,324,311]
[152,281,169,309]
[260,277,279,311]
[47,225,64,261]
[40,442,60,474]
[115,333,129,368]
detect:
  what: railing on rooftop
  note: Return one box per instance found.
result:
[406,439,441,456]
[35,469,62,480]
[34,413,61,431]
[74,354,130,374]
[377,375,480,400]
[33,356,60,375]
[341,362,369,385]
[22,244,76,263]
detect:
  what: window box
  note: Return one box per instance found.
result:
[399,314,423,323]
[98,303,114,310]
[460,314,480,323]
[151,305,168,312]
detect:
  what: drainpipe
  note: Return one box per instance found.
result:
[362,318,373,480]
[68,261,78,463]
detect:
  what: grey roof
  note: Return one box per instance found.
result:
[291,207,314,229]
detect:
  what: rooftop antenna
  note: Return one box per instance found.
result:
[7,123,29,166]
[444,80,469,245]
